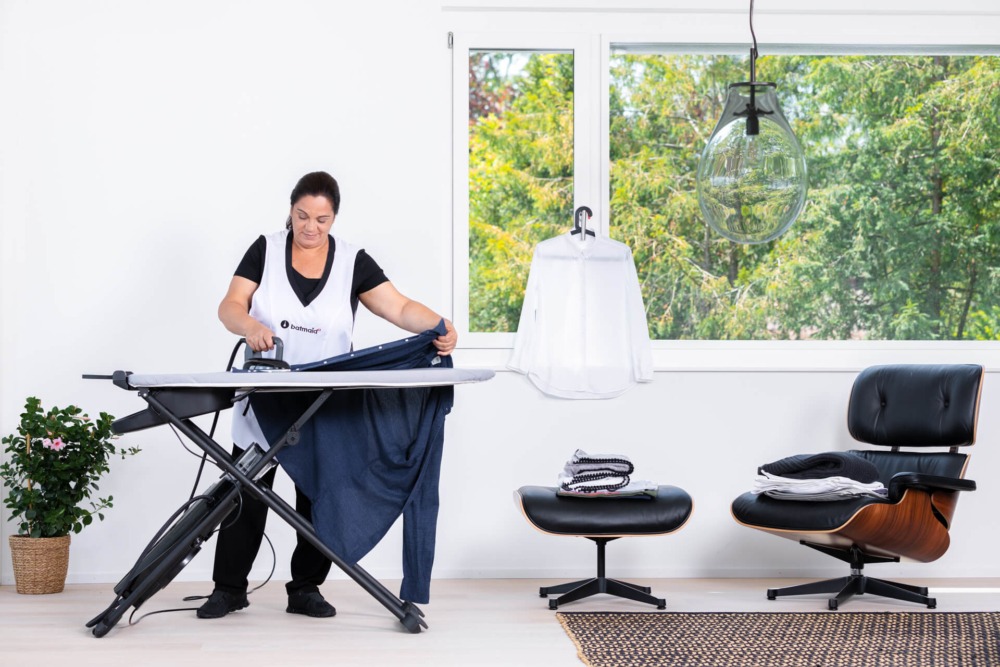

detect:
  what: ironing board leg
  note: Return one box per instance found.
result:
[142,391,423,632]
[257,486,427,629]
[264,505,425,620]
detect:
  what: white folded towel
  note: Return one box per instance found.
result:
[752,472,887,501]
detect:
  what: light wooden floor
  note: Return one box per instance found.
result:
[3,578,999,666]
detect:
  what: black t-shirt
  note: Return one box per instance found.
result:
[234,233,388,314]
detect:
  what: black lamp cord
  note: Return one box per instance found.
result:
[99,338,276,628]
[749,0,758,82]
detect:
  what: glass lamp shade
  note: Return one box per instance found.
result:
[696,83,807,244]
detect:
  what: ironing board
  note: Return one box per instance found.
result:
[85,366,494,637]
[126,368,492,388]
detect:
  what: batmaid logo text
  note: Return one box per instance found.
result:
[280,320,321,334]
[290,322,322,333]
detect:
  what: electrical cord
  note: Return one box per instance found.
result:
[129,519,277,627]
[167,422,210,462]
[85,493,213,628]
[185,340,244,500]
[105,338,278,630]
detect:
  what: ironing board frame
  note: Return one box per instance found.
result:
[87,370,483,637]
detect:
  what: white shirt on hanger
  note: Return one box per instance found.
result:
[507,231,653,399]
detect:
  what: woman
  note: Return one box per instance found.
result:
[198,172,457,620]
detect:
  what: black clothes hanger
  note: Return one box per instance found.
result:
[571,206,596,239]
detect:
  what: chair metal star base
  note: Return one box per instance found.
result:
[766,542,936,610]
[540,538,666,610]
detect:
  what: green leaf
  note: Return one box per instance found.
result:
[82,514,93,525]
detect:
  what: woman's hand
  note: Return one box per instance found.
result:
[434,319,458,356]
[244,319,275,352]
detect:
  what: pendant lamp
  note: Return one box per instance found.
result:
[696,0,807,244]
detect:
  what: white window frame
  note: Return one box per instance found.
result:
[452,32,599,349]
[601,38,1000,369]
[450,28,1000,370]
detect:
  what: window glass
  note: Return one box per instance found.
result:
[469,51,574,333]
[610,54,1000,340]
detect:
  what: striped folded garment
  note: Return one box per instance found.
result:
[563,449,634,477]
[558,450,656,498]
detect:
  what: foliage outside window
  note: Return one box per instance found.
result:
[468,51,1000,340]
[614,53,1000,340]
[468,52,574,333]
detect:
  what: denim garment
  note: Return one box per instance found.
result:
[250,320,453,603]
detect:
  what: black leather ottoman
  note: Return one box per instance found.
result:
[514,485,694,609]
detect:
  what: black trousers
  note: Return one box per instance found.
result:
[212,444,332,596]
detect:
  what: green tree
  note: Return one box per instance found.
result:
[609,53,1000,340]
[468,53,574,332]
[469,52,1000,340]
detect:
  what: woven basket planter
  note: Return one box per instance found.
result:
[9,535,71,594]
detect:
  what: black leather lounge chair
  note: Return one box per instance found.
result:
[514,485,693,609]
[732,364,983,610]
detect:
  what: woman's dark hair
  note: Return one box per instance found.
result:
[285,171,341,229]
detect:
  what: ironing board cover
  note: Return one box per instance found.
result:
[125,367,491,388]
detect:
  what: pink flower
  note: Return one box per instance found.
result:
[44,437,66,451]
[41,438,53,449]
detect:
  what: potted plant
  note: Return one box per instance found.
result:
[1,397,139,594]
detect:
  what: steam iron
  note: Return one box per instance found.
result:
[243,336,290,372]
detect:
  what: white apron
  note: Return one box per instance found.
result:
[232,229,360,450]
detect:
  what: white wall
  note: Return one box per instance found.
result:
[2,0,999,588]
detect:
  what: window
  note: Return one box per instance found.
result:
[452,36,1000,360]
[468,50,574,333]
[609,47,1000,341]
[453,34,596,346]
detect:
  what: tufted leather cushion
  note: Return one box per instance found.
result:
[515,486,693,536]
[847,364,983,448]
[732,491,885,532]
[732,450,970,531]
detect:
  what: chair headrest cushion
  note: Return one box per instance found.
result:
[847,364,984,448]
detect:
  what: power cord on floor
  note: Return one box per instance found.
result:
[128,529,276,627]
[120,338,277,628]
[85,493,213,629]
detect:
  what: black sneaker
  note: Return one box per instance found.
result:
[286,591,336,618]
[196,589,249,619]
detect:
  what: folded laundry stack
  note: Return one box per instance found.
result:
[752,451,888,501]
[557,449,657,499]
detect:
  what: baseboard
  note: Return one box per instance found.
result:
[7,564,1000,587]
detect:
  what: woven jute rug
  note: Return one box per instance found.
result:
[556,612,1000,667]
